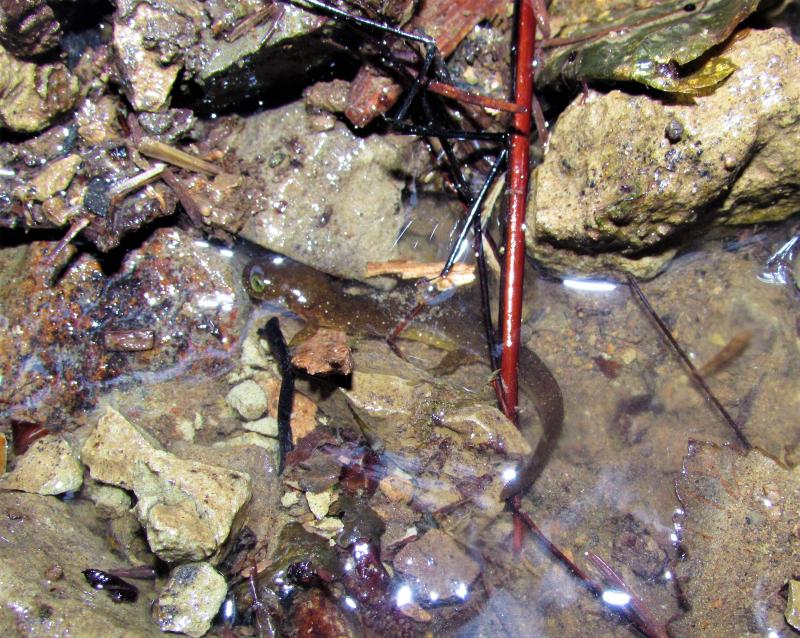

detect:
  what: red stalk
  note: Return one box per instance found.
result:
[501,0,535,417]
[502,0,536,551]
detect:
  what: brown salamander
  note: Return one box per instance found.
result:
[243,255,564,500]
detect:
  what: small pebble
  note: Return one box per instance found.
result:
[226,379,268,420]
[621,347,638,365]
[665,118,683,143]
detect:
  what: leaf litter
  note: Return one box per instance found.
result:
[539,0,760,94]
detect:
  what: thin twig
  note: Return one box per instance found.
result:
[500,0,536,419]
[502,0,537,554]
[626,274,751,449]
[42,216,90,268]
[513,506,669,638]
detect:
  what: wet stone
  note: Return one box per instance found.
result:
[226,379,268,421]
[393,529,480,604]
[0,435,83,495]
[0,491,162,637]
[152,562,227,638]
[82,407,252,562]
[528,28,800,277]
[82,480,132,519]
[224,100,415,282]
[242,415,279,437]
[0,0,61,57]
[0,44,79,132]
[112,2,187,112]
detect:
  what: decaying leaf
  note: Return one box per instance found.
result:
[539,0,759,94]
[670,440,800,637]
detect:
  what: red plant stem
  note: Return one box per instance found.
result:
[502,0,536,552]
[501,0,536,419]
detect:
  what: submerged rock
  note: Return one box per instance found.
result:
[529,28,800,276]
[0,435,83,495]
[0,491,162,637]
[393,528,480,604]
[225,378,268,421]
[0,228,242,426]
[152,562,227,638]
[325,340,531,524]
[82,406,251,562]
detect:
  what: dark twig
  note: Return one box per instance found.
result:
[513,506,669,638]
[259,317,295,472]
[441,148,507,277]
[626,274,751,449]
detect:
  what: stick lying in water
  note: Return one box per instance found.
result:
[626,274,751,449]
[259,317,295,473]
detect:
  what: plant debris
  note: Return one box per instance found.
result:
[82,568,139,603]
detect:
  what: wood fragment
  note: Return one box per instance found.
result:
[364,259,475,287]
[137,138,223,175]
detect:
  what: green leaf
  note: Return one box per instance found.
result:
[538,0,759,94]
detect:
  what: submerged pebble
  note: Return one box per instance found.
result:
[152,562,227,638]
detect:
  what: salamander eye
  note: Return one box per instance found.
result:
[249,272,266,294]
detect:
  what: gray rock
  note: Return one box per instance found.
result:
[193,4,340,110]
[82,407,251,562]
[152,562,227,638]
[0,491,162,637]
[228,101,415,282]
[528,28,800,277]
[0,435,83,495]
[226,379,268,421]
[112,0,201,112]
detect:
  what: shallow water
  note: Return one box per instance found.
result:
[2,219,799,637]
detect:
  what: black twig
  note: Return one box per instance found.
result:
[626,274,751,449]
[259,317,295,472]
[442,147,507,277]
